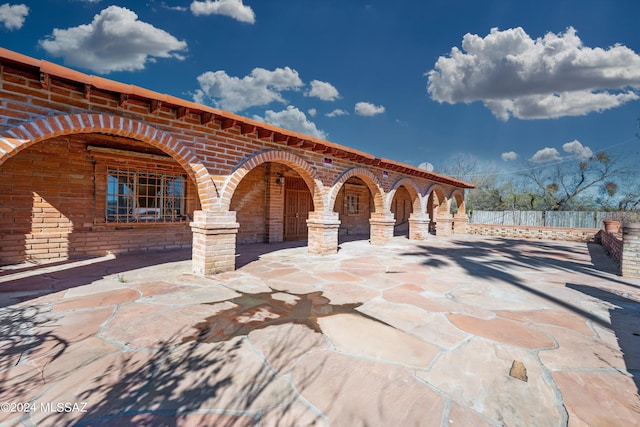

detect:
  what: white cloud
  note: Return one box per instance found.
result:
[308,108,317,117]
[355,101,385,116]
[195,66,303,112]
[253,106,327,140]
[427,26,640,120]
[190,0,255,23]
[38,6,187,74]
[530,147,561,163]
[501,151,518,161]
[306,80,340,101]
[562,139,593,159]
[159,2,187,11]
[326,109,349,117]
[0,3,28,30]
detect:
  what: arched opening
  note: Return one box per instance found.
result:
[451,191,465,215]
[230,162,314,245]
[391,186,413,237]
[0,133,200,265]
[222,150,324,267]
[333,176,374,242]
[450,190,468,234]
[427,187,446,235]
[450,197,459,215]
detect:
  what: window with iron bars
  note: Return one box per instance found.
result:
[106,168,187,223]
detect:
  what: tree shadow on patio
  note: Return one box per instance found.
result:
[0,304,69,424]
[39,320,329,427]
[22,288,355,426]
[402,238,639,308]
[401,237,640,394]
[566,283,640,394]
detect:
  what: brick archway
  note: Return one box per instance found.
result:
[387,177,424,214]
[0,113,217,209]
[328,167,385,213]
[219,150,325,212]
[449,189,466,213]
[426,184,453,235]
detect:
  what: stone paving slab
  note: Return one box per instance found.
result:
[0,235,639,426]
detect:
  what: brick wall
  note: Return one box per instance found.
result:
[0,135,195,265]
[0,56,469,267]
[0,62,460,203]
[467,224,598,242]
[598,230,623,264]
[230,164,268,244]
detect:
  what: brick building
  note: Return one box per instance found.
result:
[0,47,473,275]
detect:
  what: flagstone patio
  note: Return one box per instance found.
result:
[1,235,639,426]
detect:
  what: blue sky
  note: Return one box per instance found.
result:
[2,0,640,174]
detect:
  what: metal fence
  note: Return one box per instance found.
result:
[469,210,640,229]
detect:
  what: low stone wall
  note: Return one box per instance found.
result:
[466,224,597,242]
[597,230,623,263]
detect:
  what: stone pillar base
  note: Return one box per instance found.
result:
[370,213,396,245]
[190,210,239,275]
[453,214,468,234]
[307,212,340,255]
[435,214,453,236]
[622,223,640,278]
[408,214,431,240]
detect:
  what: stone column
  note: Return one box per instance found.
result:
[408,213,431,240]
[453,213,469,234]
[190,210,239,275]
[435,213,453,236]
[370,212,396,245]
[307,211,340,255]
[621,223,640,278]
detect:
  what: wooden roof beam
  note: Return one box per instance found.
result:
[333,150,351,159]
[150,99,162,114]
[273,133,288,143]
[200,112,214,125]
[240,124,256,135]
[257,128,273,140]
[312,143,330,153]
[40,72,49,89]
[176,106,188,120]
[119,93,128,108]
[220,118,236,130]
[286,137,303,147]
[300,140,314,149]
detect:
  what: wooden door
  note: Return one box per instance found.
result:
[284,177,312,240]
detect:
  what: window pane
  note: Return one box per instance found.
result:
[106,168,186,223]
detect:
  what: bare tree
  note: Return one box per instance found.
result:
[521,151,626,211]
[439,153,506,211]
